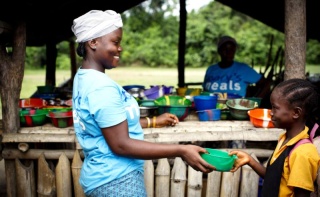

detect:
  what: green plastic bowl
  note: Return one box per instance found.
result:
[201,148,237,171]
[154,95,192,106]
[157,106,190,121]
[20,109,48,127]
[155,95,191,121]
[47,110,73,128]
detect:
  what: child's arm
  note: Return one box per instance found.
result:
[229,150,266,178]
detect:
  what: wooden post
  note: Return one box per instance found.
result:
[69,40,77,87]
[56,153,72,197]
[205,171,222,196]
[0,20,25,133]
[155,158,170,197]
[71,150,85,197]
[37,153,56,197]
[170,157,187,197]
[144,160,154,197]
[187,166,203,196]
[15,159,36,197]
[284,0,306,80]
[220,170,241,197]
[239,153,260,197]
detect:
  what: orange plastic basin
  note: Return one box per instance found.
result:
[19,98,47,108]
[247,108,274,128]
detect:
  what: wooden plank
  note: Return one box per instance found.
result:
[205,171,222,196]
[3,121,283,143]
[239,153,260,197]
[2,149,84,160]
[1,148,273,160]
[71,150,85,197]
[187,166,203,197]
[56,153,72,197]
[144,160,154,197]
[171,157,187,197]
[220,170,241,197]
[2,133,76,143]
[15,159,36,197]
[155,158,170,197]
[37,153,56,197]
[144,130,281,143]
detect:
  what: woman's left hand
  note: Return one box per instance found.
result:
[154,113,179,128]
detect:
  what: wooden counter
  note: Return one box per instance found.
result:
[1,121,283,143]
[1,120,284,159]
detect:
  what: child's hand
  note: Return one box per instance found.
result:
[229,150,251,172]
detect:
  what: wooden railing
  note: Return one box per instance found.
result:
[0,121,289,196]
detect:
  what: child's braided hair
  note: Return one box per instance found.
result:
[275,78,320,134]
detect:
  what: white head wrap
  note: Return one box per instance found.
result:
[71,10,123,43]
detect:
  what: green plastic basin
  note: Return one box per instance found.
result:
[201,148,237,171]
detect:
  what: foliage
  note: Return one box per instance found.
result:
[25,46,46,68]
[25,0,319,70]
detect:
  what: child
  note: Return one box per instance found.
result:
[229,78,320,197]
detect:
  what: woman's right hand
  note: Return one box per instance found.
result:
[180,144,216,173]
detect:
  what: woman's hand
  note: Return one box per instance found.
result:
[140,113,179,128]
[154,113,179,128]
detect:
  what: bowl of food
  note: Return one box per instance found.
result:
[20,109,48,127]
[248,108,274,128]
[226,98,258,120]
[200,148,237,171]
[47,110,73,128]
[154,95,192,121]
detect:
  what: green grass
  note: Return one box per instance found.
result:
[20,65,320,98]
[20,67,207,98]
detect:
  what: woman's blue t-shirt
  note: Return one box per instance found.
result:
[72,69,144,195]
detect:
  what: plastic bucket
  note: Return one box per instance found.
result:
[197,109,221,121]
[193,95,218,111]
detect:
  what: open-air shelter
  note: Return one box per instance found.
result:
[0,0,319,196]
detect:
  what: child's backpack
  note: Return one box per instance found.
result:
[288,123,319,170]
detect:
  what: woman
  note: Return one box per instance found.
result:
[71,10,215,196]
[202,35,262,98]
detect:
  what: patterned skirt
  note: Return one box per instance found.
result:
[87,170,147,197]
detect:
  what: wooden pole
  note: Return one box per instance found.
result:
[177,0,187,87]
[284,0,306,80]
[37,153,56,197]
